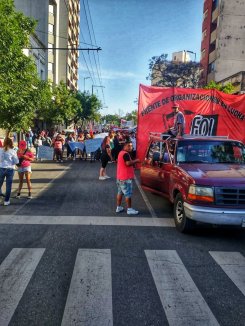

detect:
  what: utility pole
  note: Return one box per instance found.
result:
[84,77,90,92]
[92,85,105,95]
[186,50,196,62]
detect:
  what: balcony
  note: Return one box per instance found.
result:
[210,29,217,44]
[209,50,216,63]
[212,7,219,22]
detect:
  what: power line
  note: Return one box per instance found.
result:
[26,47,101,51]
[81,51,95,85]
[86,0,102,84]
[86,0,105,103]
[80,30,97,83]
[84,0,105,103]
[35,29,99,48]
[81,0,98,84]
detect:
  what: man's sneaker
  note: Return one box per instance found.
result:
[116,206,124,213]
[16,193,21,199]
[104,175,111,179]
[27,193,32,199]
[127,208,139,215]
[4,201,10,206]
[99,176,106,180]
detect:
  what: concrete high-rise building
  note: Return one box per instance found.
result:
[200,0,245,93]
[15,0,80,90]
[14,0,49,80]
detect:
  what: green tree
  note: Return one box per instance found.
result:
[35,80,53,121]
[102,114,120,126]
[0,0,39,135]
[44,81,82,126]
[122,110,138,125]
[75,91,102,123]
[147,53,201,88]
[204,80,234,94]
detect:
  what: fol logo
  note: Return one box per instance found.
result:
[190,115,218,136]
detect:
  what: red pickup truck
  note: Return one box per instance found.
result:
[140,134,245,232]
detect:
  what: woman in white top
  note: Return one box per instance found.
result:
[0,137,19,206]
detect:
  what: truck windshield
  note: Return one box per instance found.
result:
[176,141,245,164]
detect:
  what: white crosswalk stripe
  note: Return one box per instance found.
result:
[0,248,244,325]
[0,248,45,326]
[209,251,245,296]
[61,249,113,326]
[145,250,220,326]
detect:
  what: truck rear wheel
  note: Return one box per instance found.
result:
[174,193,195,233]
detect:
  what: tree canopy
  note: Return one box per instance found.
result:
[147,53,201,88]
[0,0,40,133]
[75,91,102,124]
[0,0,107,132]
[42,82,82,126]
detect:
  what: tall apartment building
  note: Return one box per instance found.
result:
[15,0,80,90]
[200,0,245,93]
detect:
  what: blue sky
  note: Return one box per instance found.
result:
[78,0,204,116]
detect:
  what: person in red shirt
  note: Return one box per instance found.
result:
[116,141,140,215]
[16,140,34,199]
[52,134,64,162]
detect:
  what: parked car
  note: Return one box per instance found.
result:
[140,133,245,232]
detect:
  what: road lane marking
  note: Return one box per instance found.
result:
[145,250,220,326]
[12,163,72,216]
[134,175,158,218]
[209,251,245,296]
[0,248,45,326]
[0,215,175,227]
[61,249,113,326]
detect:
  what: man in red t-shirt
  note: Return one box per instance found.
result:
[116,141,140,215]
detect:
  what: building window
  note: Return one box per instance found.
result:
[48,62,53,72]
[201,49,206,60]
[48,24,54,34]
[212,0,219,10]
[208,62,215,73]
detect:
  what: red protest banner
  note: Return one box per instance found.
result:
[137,84,245,161]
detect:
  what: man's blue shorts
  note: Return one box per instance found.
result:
[117,179,133,198]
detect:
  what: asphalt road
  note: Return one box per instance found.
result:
[0,159,244,326]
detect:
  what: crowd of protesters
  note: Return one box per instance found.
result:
[0,127,137,208]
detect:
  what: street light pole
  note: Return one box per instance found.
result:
[186,50,196,62]
[92,85,105,95]
[84,77,90,92]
